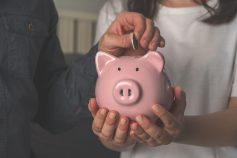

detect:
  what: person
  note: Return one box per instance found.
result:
[0,0,159,157]
[89,0,237,158]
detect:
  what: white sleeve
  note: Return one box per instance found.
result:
[94,0,123,44]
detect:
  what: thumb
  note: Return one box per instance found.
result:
[170,86,186,119]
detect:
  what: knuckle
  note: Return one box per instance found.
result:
[118,124,128,131]
[101,133,112,141]
[154,130,163,140]
[92,125,101,134]
[167,120,176,128]
[137,13,145,20]
[141,134,150,141]
[146,137,154,143]
[142,120,152,130]
[103,34,110,42]
[114,138,125,144]
[121,37,130,48]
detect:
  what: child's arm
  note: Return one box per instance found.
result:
[176,97,237,146]
[132,93,237,147]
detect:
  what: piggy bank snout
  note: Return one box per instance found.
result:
[113,80,140,105]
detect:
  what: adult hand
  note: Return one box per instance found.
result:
[99,11,165,56]
[130,86,186,146]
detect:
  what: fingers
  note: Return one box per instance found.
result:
[114,117,130,144]
[101,111,119,140]
[140,19,155,48]
[88,98,99,117]
[130,123,146,143]
[171,86,186,119]
[115,12,146,40]
[152,104,179,131]
[99,33,132,56]
[92,109,133,145]
[148,28,159,50]
[132,115,150,142]
[139,19,165,50]
[135,115,171,145]
[92,108,108,134]
[152,104,182,140]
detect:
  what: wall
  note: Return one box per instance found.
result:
[53,0,107,13]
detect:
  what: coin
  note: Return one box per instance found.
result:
[131,33,138,50]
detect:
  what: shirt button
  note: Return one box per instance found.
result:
[28,23,33,32]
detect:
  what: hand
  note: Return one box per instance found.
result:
[88,98,136,147]
[99,11,165,56]
[130,86,186,147]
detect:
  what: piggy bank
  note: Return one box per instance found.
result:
[95,51,174,121]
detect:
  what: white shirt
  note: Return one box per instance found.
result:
[95,0,237,158]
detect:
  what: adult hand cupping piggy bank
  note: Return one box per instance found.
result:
[95,51,174,121]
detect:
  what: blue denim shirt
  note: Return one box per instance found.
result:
[0,0,98,157]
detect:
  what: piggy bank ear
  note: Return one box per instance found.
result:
[96,51,117,76]
[141,51,164,72]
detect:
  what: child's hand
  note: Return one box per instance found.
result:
[88,98,136,148]
[130,86,186,147]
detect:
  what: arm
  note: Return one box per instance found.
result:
[176,97,237,147]
[131,90,237,147]
[33,4,98,133]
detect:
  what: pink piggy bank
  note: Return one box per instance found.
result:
[95,51,174,121]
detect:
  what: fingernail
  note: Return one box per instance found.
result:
[120,118,127,125]
[89,98,96,106]
[131,123,137,130]
[109,112,116,119]
[152,104,160,112]
[136,115,143,123]
[100,109,107,115]
[152,104,165,116]
[160,40,165,47]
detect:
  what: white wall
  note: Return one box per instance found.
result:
[53,0,107,13]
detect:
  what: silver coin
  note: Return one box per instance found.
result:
[131,33,138,50]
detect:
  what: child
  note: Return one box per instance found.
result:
[90,0,237,158]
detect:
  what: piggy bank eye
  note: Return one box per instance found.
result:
[118,67,121,71]
[136,67,139,71]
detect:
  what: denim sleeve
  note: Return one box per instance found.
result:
[33,8,98,133]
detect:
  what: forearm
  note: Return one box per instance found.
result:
[34,43,98,133]
[176,108,237,147]
[100,138,136,152]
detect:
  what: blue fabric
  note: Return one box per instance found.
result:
[0,0,98,157]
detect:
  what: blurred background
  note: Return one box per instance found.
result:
[31,0,120,158]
